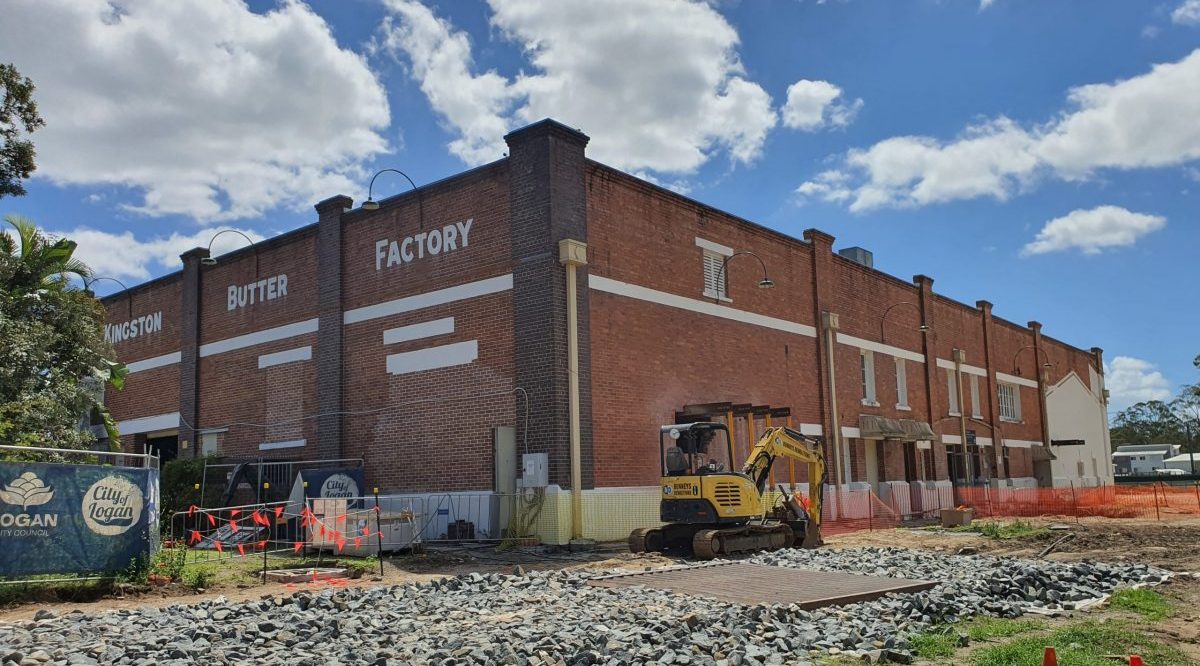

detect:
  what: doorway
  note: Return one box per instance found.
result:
[146,434,179,463]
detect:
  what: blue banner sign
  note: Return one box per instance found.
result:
[0,462,159,577]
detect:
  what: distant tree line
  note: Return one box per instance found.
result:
[1110,355,1200,452]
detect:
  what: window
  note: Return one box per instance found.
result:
[860,350,877,405]
[895,358,909,409]
[998,382,1022,421]
[970,374,982,418]
[201,432,219,456]
[702,251,728,300]
[947,369,960,415]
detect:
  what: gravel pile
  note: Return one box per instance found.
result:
[0,548,1170,666]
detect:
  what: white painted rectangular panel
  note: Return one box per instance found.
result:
[257,345,312,369]
[935,357,988,376]
[694,237,733,257]
[799,423,823,436]
[1003,439,1038,449]
[344,274,512,325]
[199,318,318,357]
[996,371,1039,388]
[841,426,861,438]
[126,351,182,374]
[942,434,963,445]
[836,333,925,364]
[386,340,478,375]
[589,275,817,337]
[259,439,306,451]
[118,412,180,436]
[383,317,455,345]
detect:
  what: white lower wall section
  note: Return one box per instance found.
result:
[878,481,913,517]
[259,438,306,451]
[386,340,479,375]
[117,412,180,436]
[126,351,181,374]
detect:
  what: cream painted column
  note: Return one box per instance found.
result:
[559,239,588,540]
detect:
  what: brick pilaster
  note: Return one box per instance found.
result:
[913,274,948,480]
[803,229,837,475]
[178,247,208,457]
[977,300,1004,477]
[505,119,594,488]
[315,194,352,460]
[1029,321,1051,448]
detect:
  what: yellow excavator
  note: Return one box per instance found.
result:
[629,421,825,559]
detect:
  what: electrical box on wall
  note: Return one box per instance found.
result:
[521,453,548,487]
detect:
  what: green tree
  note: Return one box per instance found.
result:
[1110,400,1186,450]
[0,216,126,454]
[0,64,45,198]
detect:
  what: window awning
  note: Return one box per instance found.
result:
[858,415,906,439]
[1030,446,1057,462]
[900,419,936,441]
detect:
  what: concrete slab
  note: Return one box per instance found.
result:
[263,567,350,583]
[587,561,936,608]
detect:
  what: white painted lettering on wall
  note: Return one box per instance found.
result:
[104,312,163,344]
[375,219,473,271]
[227,274,288,311]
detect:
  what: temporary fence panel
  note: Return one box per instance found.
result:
[0,458,159,578]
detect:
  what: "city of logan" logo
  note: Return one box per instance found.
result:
[0,472,58,532]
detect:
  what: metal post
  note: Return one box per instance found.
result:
[1069,481,1079,525]
[374,487,384,577]
[558,239,587,543]
[1152,482,1161,522]
[1193,480,1199,511]
[867,492,873,531]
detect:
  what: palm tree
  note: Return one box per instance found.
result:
[2,214,92,292]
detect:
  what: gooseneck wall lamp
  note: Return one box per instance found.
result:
[362,168,424,230]
[712,251,774,303]
[1012,344,1054,376]
[84,276,133,318]
[200,229,259,277]
[879,301,930,344]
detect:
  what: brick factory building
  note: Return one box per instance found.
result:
[100,120,1113,539]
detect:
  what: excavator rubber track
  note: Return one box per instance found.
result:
[691,523,793,560]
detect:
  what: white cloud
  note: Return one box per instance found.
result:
[979,0,997,10]
[0,0,390,222]
[781,80,863,131]
[794,169,853,203]
[1022,206,1165,256]
[1105,356,1172,411]
[1173,0,1200,25]
[798,49,1200,211]
[57,226,267,282]
[378,0,783,174]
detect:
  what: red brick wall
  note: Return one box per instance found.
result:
[340,164,515,493]
[104,278,182,422]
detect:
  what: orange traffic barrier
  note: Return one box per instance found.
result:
[1042,646,1057,666]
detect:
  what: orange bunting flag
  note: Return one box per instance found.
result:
[274,506,284,519]
[293,541,303,553]
[229,520,239,533]
[336,538,346,552]
[230,509,241,518]
[236,543,245,557]
[336,515,346,523]
[214,541,224,553]
[188,505,197,517]
[189,530,201,545]
[319,525,326,537]
[257,539,268,550]
[206,513,217,527]
[354,537,361,548]
[362,526,370,536]
[373,505,380,513]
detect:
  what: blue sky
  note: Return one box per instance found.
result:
[1,0,1198,413]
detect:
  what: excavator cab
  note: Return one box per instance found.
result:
[661,422,735,477]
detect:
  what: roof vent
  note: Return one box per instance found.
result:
[838,246,873,268]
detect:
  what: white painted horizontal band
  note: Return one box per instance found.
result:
[836,333,925,363]
[259,439,306,451]
[258,345,312,369]
[384,317,455,345]
[841,426,861,438]
[118,412,180,436]
[917,441,932,450]
[996,371,1039,389]
[200,318,318,358]
[126,351,181,374]
[942,434,962,445]
[799,423,823,437]
[1003,439,1041,449]
[386,340,478,375]
[977,437,994,447]
[589,275,817,338]
[694,237,733,257]
[935,358,988,376]
[345,274,512,325]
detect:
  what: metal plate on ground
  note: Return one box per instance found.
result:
[588,562,936,608]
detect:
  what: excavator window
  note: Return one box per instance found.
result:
[660,423,734,477]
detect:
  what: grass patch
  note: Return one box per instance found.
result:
[966,617,1047,641]
[941,519,1052,540]
[1109,587,1171,621]
[910,629,960,659]
[970,620,1189,666]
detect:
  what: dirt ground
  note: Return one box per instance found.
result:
[4,517,1200,661]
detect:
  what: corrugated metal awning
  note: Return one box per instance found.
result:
[1030,446,1057,461]
[859,415,906,439]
